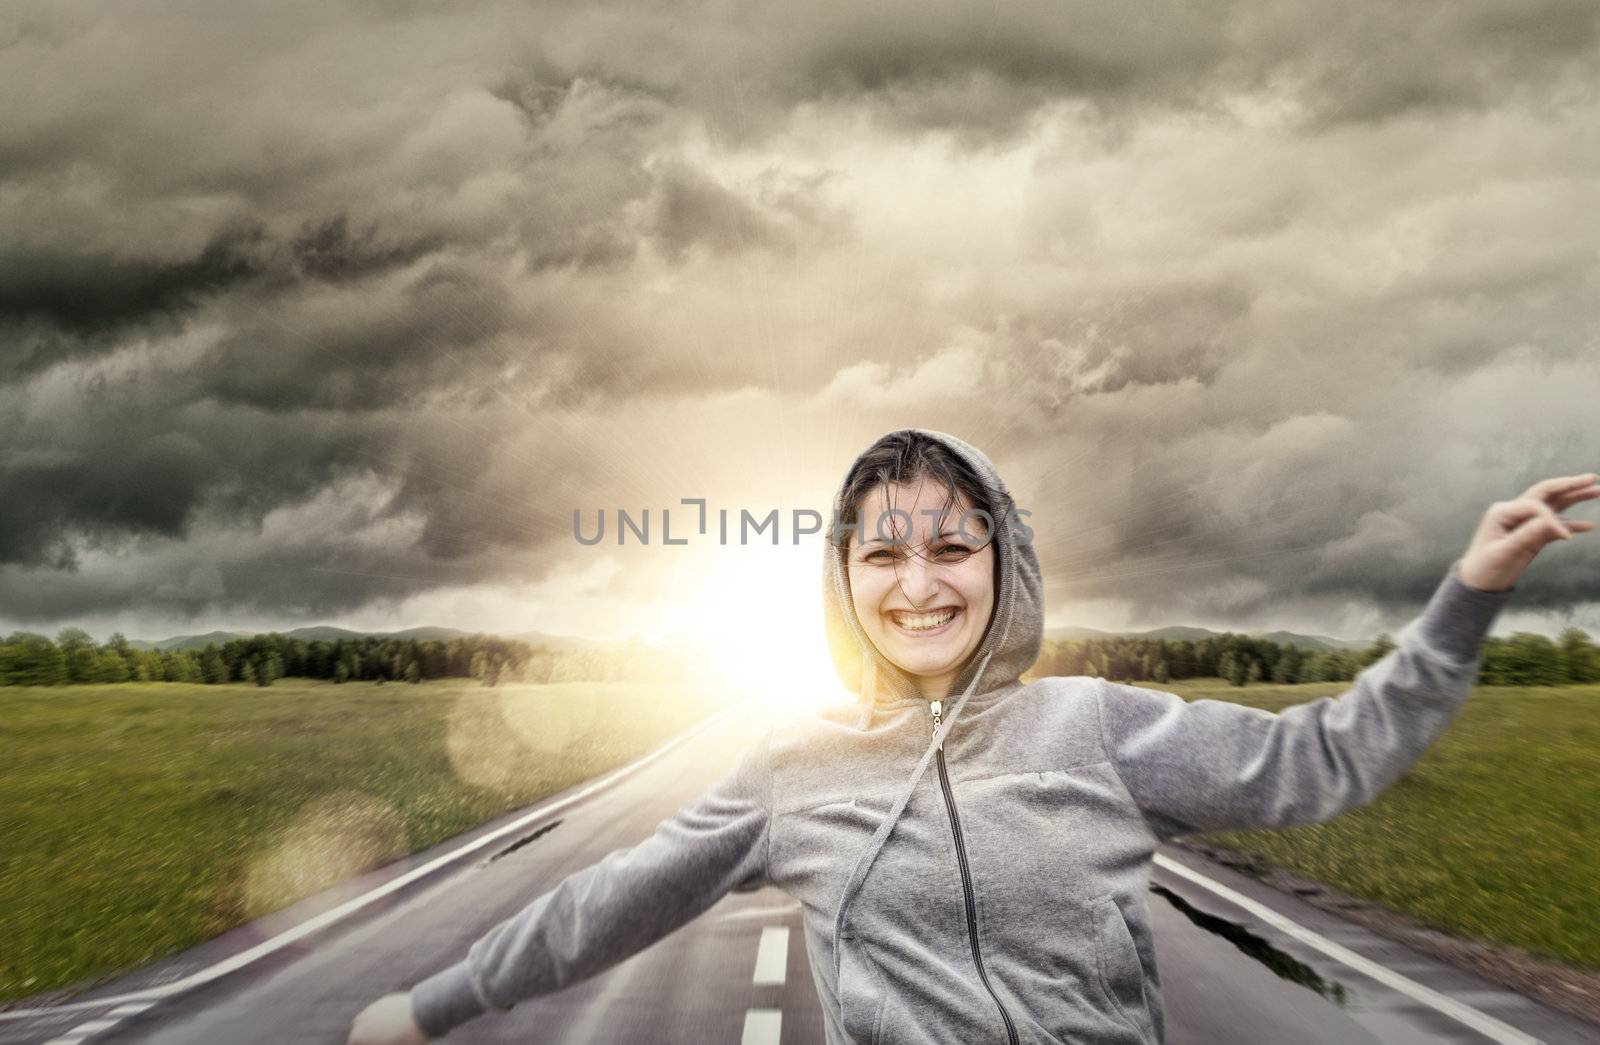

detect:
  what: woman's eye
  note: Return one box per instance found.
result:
[859,544,969,564]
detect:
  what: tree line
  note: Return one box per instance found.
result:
[0,629,696,688]
[5,625,1599,690]
[1035,626,1600,687]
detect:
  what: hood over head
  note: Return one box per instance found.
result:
[822,428,1044,710]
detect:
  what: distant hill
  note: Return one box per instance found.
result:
[129,630,253,652]
[1043,624,1366,652]
[277,626,367,643]
[504,630,603,651]
[132,627,366,650]
[1251,629,1369,652]
[386,626,471,642]
[132,625,593,651]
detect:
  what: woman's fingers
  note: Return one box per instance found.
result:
[1520,473,1599,505]
[1503,475,1600,524]
[1461,474,1594,591]
[1547,476,1600,512]
[1489,498,1572,546]
[1552,485,1600,511]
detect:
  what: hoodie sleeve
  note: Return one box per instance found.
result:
[407,728,773,1038]
[1095,560,1513,840]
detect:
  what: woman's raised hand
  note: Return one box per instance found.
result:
[347,992,429,1045]
[1457,473,1599,592]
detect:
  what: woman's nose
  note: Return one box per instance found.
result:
[898,551,943,606]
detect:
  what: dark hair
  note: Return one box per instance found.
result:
[830,430,1006,552]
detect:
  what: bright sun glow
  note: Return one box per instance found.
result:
[656,542,853,713]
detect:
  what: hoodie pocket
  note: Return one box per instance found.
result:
[838,938,889,1045]
[1091,894,1152,1041]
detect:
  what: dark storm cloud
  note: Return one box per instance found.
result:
[1286,0,1600,128]
[649,162,796,262]
[0,226,263,336]
[290,214,446,284]
[667,0,1600,141]
[0,493,508,624]
[1006,346,1600,637]
[198,259,514,412]
[395,430,578,564]
[0,215,449,382]
[0,434,209,572]
[0,350,588,622]
[0,362,402,571]
[987,281,1248,407]
[0,225,267,377]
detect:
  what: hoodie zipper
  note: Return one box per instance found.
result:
[929,700,1021,1045]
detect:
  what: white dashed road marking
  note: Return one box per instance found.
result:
[752,927,789,986]
[740,1008,782,1045]
[741,921,790,1044]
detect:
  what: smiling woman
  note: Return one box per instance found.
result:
[350,427,1591,1045]
[837,439,1000,705]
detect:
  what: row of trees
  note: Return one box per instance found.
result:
[6,625,1600,690]
[1034,626,1600,687]
[0,629,695,688]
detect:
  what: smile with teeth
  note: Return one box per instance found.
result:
[889,607,959,632]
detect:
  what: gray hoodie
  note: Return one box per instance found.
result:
[410,428,1513,1043]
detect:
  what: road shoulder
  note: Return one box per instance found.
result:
[1171,837,1600,1031]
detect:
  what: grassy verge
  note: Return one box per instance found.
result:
[1159,678,1600,970]
[0,679,737,1002]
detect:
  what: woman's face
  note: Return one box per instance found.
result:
[847,480,997,702]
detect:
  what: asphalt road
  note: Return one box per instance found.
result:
[3,703,1595,1045]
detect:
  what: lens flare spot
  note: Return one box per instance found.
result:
[244,790,405,920]
[444,684,594,792]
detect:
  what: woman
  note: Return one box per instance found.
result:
[351,428,1595,1044]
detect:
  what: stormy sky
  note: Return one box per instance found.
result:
[3,0,1599,648]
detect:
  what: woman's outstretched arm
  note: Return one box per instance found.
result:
[349,725,773,1043]
[1095,473,1597,839]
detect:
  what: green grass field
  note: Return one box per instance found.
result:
[0,679,736,1002]
[1164,678,1600,970]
